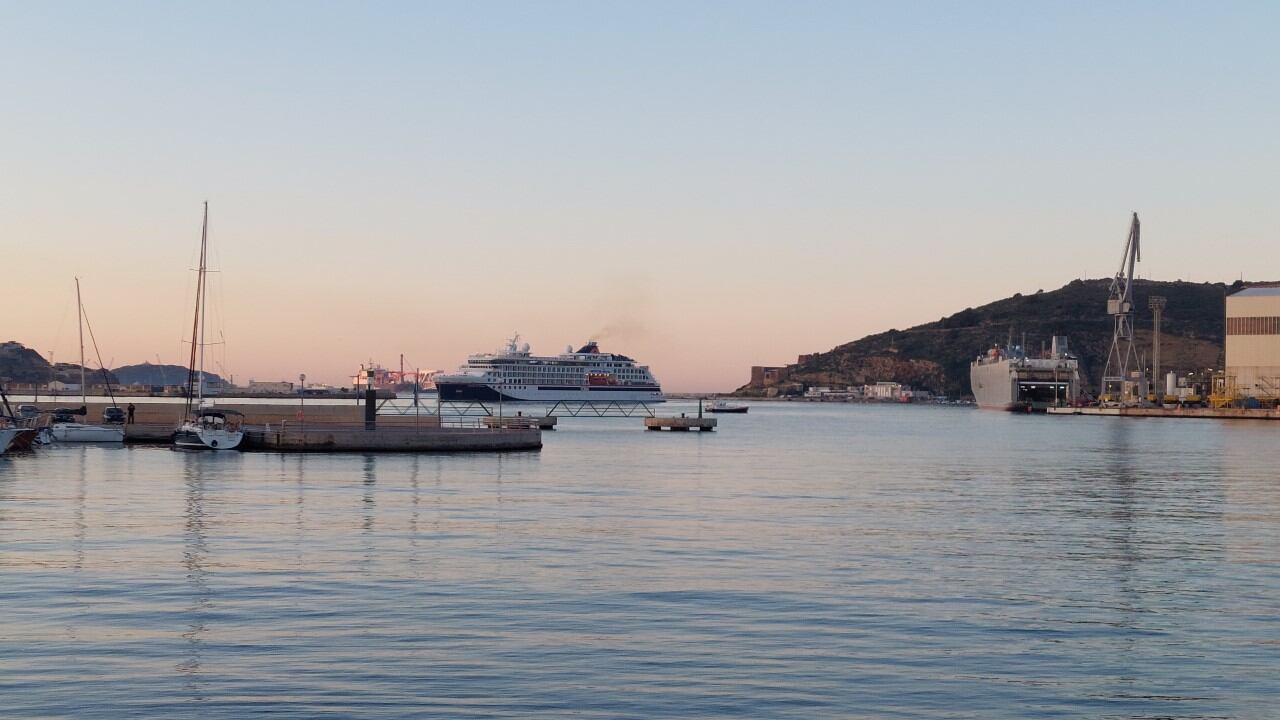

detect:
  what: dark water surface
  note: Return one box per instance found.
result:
[2,403,1278,718]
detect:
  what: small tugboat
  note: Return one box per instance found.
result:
[706,400,749,414]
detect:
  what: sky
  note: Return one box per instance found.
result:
[2,1,1278,391]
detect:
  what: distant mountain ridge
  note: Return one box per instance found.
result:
[112,363,220,387]
[0,341,120,385]
[736,279,1239,399]
[0,343,217,388]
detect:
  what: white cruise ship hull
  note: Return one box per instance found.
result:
[436,382,664,404]
[50,423,125,443]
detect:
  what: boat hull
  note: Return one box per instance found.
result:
[50,423,125,443]
[5,428,38,451]
[437,382,665,404]
[174,426,243,451]
[970,358,1080,412]
[0,428,33,455]
[707,406,748,413]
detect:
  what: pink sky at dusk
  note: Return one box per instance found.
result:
[4,4,1279,391]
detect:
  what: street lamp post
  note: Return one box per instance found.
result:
[299,373,306,431]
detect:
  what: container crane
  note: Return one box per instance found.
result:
[1101,213,1141,402]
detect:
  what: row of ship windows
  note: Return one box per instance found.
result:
[489,379,648,383]
[487,372,648,378]
[478,363,640,368]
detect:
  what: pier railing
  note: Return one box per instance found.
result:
[255,419,493,433]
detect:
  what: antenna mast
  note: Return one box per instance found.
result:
[1102,213,1141,401]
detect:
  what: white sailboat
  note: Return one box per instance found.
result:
[50,278,126,444]
[174,203,243,451]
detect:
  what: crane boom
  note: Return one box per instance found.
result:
[1107,213,1140,316]
[1101,213,1142,403]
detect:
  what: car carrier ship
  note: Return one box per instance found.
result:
[970,336,1081,411]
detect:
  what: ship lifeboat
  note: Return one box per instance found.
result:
[587,372,618,386]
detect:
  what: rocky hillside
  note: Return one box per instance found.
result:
[737,279,1236,398]
[0,341,138,387]
[0,341,53,383]
[112,362,220,387]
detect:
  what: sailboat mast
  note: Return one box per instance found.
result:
[76,277,85,407]
[198,205,208,407]
[185,203,208,418]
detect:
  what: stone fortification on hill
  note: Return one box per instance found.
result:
[738,279,1235,399]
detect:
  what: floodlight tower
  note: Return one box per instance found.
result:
[1102,213,1141,402]
[1149,295,1167,400]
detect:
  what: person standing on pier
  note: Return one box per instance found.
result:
[127,403,136,424]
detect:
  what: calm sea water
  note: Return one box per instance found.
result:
[2,403,1278,718]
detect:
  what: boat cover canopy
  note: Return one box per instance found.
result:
[196,409,244,418]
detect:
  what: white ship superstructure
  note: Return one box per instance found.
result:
[435,336,664,403]
[970,336,1081,411]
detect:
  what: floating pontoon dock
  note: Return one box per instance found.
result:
[644,416,717,431]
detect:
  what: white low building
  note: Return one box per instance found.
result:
[864,382,904,401]
[248,380,295,394]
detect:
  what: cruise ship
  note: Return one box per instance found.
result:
[970,336,1081,411]
[434,336,665,403]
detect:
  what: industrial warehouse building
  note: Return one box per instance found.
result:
[1225,286,1280,399]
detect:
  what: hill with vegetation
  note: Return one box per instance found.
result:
[0,341,53,383]
[736,279,1237,399]
[111,362,219,387]
[0,342,209,388]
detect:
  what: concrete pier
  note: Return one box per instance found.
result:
[1048,406,1280,420]
[26,401,372,427]
[483,415,558,430]
[242,426,542,452]
[644,416,717,431]
[124,423,176,443]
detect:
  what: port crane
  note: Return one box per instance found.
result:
[1101,213,1141,402]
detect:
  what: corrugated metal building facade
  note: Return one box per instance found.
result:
[1225,286,1280,398]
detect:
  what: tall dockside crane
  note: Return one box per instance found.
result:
[1101,213,1141,402]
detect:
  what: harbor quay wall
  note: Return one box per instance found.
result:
[1049,406,1280,420]
[243,427,542,452]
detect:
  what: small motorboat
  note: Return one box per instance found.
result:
[706,400,749,414]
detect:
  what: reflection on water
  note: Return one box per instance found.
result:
[1,405,1278,718]
[178,454,209,698]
